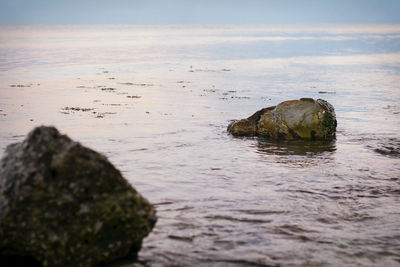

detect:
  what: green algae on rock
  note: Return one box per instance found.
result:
[0,126,156,266]
[228,98,337,140]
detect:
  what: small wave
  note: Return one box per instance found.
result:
[276,224,318,234]
[367,137,400,158]
[167,234,194,243]
[234,209,287,215]
[348,134,400,158]
[201,258,275,267]
[206,215,272,224]
[153,201,174,206]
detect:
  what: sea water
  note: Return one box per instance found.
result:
[0,25,399,266]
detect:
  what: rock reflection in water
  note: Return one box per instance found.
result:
[256,138,336,156]
[255,138,336,167]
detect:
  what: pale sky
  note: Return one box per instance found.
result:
[0,0,399,24]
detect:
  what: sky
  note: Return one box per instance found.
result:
[0,0,399,24]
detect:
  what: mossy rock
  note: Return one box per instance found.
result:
[228,98,337,140]
[0,126,156,266]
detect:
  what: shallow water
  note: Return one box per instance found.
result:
[0,25,400,266]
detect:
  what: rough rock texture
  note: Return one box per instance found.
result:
[0,126,156,266]
[228,98,337,140]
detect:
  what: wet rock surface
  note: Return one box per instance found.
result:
[0,126,156,266]
[228,98,337,140]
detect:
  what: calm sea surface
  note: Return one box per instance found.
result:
[0,25,400,266]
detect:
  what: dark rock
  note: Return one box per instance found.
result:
[228,98,337,140]
[0,126,156,266]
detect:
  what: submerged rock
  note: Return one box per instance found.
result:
[0,126,156,266]
[228,98,337,140]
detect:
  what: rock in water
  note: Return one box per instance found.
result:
[228,98,337,140]
[0,126,156,266]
